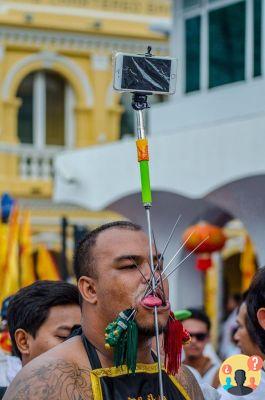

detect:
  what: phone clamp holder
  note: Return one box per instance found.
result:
[131,93,150,111]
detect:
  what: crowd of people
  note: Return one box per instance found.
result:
[0,220,264,399]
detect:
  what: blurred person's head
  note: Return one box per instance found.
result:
[246,267,265,354]
[0,296,13,332]
[74,221,170,340]
[182,308,210,360]
[226,293,241,314]
[7,280,81,366]
[234,291,264,358]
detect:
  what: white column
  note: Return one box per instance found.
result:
[33,72,46,149]
[20,154,28,179]
[245,0,254,80]
[200,0,208,90]
[0,44,4,61]
[262,0,265,77]
[65,84,75,149]
[173,0,185,97]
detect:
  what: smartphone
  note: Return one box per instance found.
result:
[113,52,177,95]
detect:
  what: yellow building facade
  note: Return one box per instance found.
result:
[0,0,170,256]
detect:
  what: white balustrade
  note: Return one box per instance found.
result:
[0,144,58,180]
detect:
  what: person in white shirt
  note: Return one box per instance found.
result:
[183,308,221,388]
[218,291,265,400]
[0,280,81,399]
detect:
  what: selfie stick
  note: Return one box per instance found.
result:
[132,90,164,399]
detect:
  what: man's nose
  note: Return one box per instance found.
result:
[141,261,158,282]
[233,328,239,343]
[190,335,197,343]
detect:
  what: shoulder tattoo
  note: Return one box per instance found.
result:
[4,360,92,400]
[176,365,204,400]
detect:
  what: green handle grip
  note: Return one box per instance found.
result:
[139,160,152,204]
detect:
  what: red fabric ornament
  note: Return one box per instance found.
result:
[182,328,191,345]
[196,255,212,271]
[164,312,184,375]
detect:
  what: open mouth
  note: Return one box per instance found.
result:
[140,289,169,310]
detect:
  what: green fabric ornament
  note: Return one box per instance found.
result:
[126,319,138,373]
[173,309,192,321]
[105,309,138,374]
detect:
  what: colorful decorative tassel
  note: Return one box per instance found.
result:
[105,309,138,374]
[126,319,138,373]
[164,311,188,376]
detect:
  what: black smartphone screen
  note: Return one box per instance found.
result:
[121,56,171,92]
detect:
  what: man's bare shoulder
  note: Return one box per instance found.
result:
[4,339,92,400]
[176,364,204,400]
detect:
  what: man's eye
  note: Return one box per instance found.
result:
[155,262,163,271]
[56,336,68,340]
[120,264,137,270]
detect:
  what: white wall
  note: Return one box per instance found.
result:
[54,108,265,211]
[150,77,265,136]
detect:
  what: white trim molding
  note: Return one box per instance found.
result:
[2,2,170,24]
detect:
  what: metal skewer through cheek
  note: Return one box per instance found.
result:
[144,235,210,298]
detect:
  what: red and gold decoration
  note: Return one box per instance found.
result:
[164,312,191,375]
[0,331,12,353]
[182,221,226,271]
[0,193,61,306]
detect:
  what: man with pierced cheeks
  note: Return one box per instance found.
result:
[4,221,204,400]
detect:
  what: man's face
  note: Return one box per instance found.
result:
[27,304,81,362]
[182,318,209,359]
[234,303,258,356]
[93,228,170,336]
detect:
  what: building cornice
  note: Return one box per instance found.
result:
[0,26,169,54]
[1,0,170,20]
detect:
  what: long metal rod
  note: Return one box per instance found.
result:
[142,220,183,300]
[162,236,209,282]
[136,110,145,139]
[143,231,195,298]
[144,235,210,298]
[159,215,181,263]
[146,207,164,399]
[152,230,166,303]
[135,104,164,398]
[161,230,194,277]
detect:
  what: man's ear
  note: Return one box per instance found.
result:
[15,329,30,356]
[257,308,265,329]
[78,276,97,305]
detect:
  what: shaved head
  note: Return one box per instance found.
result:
[73,221,142,280]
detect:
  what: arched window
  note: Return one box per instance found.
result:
[17,71,75,148]
[17,73,34,144]
[120,93,135,139]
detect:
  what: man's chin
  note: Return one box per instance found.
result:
[133,304,170,338]
[136,318,168,338]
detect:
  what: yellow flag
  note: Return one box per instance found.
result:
[0,206,20,303]
[240,235,257,292]
[0,222,9,294]
[20,210,36,287]
[36,244,60,281]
